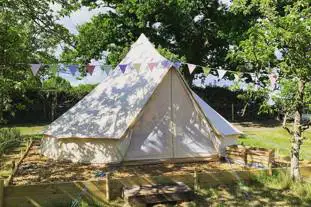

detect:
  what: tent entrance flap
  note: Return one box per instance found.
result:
[124,68,218,161]
[124,69,173,161]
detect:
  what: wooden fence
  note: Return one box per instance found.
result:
[1,167,311,207]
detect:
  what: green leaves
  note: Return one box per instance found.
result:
[60,0,230,79]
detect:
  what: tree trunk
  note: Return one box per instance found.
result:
[290,79,305,181]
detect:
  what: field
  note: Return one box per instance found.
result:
[234,122,311,160]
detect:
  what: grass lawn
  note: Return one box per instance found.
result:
[77,171,311,207]
[235,123,311,160]
[1,123,46,136]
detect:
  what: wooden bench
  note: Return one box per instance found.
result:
[123,182,195,207]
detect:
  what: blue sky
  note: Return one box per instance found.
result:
[52,5,109,86]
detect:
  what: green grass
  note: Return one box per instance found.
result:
[1,124,46,135]
[70,171,311,207]
[238,126,311,160]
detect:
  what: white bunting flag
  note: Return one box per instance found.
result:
[187,63,196,74]
[30,64,42,75]
[234,73,240,81]
[250,73,259,83]
[269,73,278,89]
[217,69,227,80]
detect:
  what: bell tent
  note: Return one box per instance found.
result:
[42,34,241,164]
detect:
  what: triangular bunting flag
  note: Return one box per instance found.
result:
[187,63,196,74]
[86,64,95,75]
[132,63,142,73]
[269,73,278,89]
[68,65,78,76]
[148,62,158,72]
[217,69,227,79]
[100,65,112,75]
[203,67,211,75]
[119,64,128,73]
[30,64,42,75]
[234,73,240,81]
[161,60,172,69]
[250,73,259,83]
[173,61,182,69]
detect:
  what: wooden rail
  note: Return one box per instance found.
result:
[1,167,311,207]
[5,139,33,186]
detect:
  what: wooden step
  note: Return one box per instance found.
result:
[123,182,194,207]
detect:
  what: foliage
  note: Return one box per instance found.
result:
[0,0,71,123]
[230,0,311,180]
[0,128,22,155]
[4,84,96,124]
[60,0,233,77]
[42,76,72,90]
[273,79,311,118]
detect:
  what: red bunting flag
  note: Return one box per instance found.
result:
[86,64,95,75]
[148,62,158,72]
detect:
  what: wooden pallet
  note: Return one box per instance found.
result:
[123,182,194,207]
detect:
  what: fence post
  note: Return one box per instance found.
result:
[0,179,4,207]
[231,103,235,121]
[194,169,198,192]
[106,172,111,201]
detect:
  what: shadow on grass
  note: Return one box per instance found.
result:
[237,120,281,128]
[193,180,310,207]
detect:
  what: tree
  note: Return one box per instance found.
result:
[60,0,230,81]
[230,0,311,181]
[0,0,71,123]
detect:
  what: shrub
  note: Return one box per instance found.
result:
[0,128,22,155]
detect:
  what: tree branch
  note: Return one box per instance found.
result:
[301,120,311,132]
[282,112,294,135]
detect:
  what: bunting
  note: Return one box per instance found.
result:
[25,61,279,91]
[269,73,278,89]
[147,62,158,72]
[203,67,211,75]
[30,64,42,75]
[161,60,172,69]
[173,61,182,69]
[132,63,142,73]
[100,65,112,75]
[187,64,196,74]
[86,64,95,75]
[234,73,241,81]
[68,65,78,76]
[217,69,227,79]
[119,64,128,73]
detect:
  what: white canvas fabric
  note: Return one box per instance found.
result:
[44,34,168,139]
[42,33,241,163]
[192,92,242,137]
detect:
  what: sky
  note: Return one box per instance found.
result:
[52,5,109,86]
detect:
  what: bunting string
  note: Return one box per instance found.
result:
[0,60,278,89]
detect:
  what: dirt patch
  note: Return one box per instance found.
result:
[12,141,246,186]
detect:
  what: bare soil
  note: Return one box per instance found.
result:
[12,141,245,186]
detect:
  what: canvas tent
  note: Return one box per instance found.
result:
[42,34,241,164]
